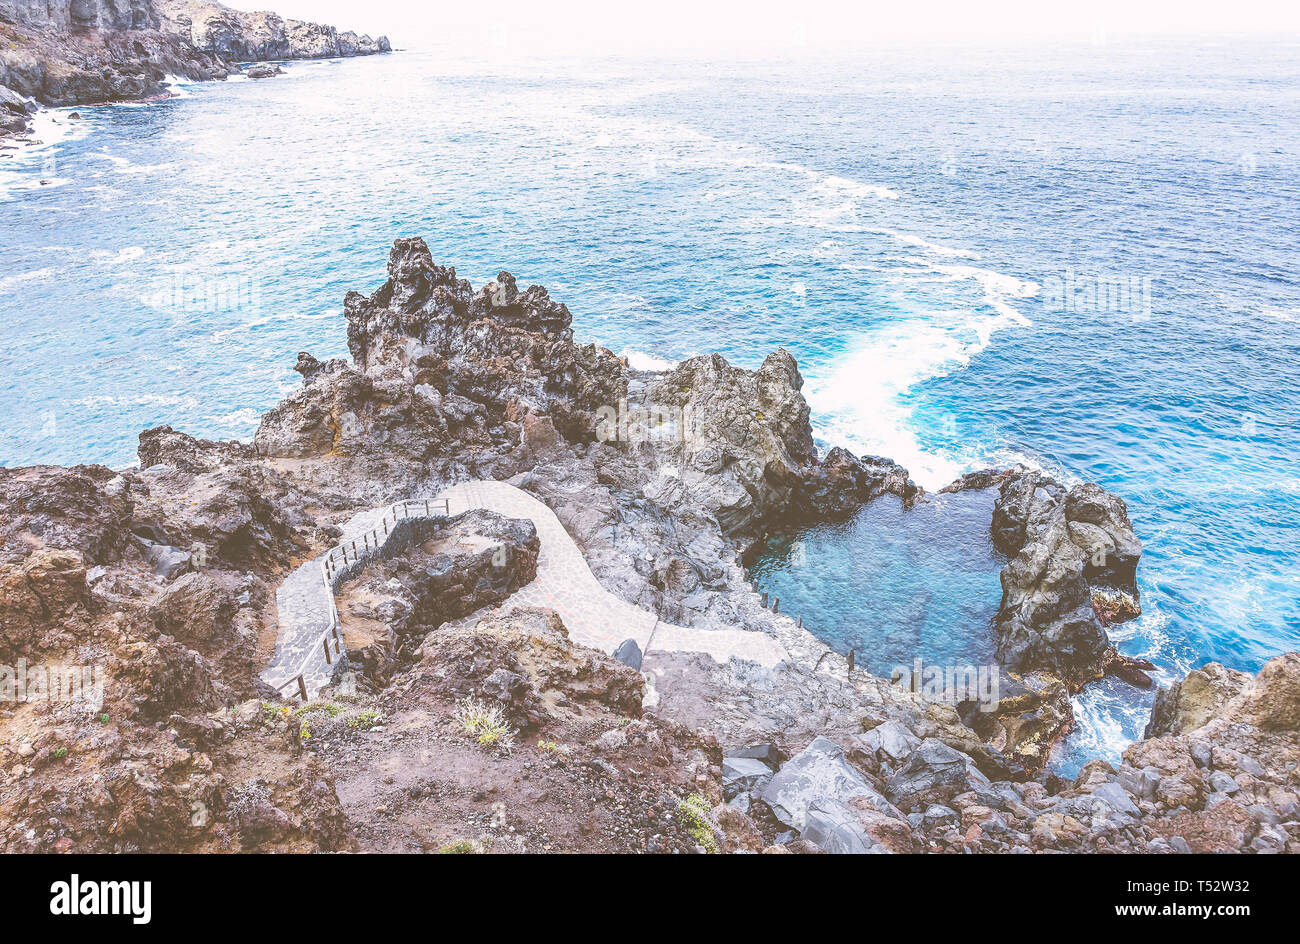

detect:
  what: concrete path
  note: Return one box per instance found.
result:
[264,480,788,700]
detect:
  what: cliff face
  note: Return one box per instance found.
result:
[156,1,390,61]
[0,0,389,108]
[0,0,158,31]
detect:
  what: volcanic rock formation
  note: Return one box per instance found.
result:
[3,237,1295,854]
[0,0,388,107]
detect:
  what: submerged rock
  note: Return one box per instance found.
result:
[244,63,282,79]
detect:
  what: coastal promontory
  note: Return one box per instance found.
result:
[0,0,389,113]
[1,238,1295,854]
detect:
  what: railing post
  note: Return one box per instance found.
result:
[296,675,308,702]
[773,597,779,614]
[323,637,332,664]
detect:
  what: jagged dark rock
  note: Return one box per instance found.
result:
[793,446,920,520]
[991,471,1146,690]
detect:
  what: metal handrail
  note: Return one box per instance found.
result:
[273,497,450,700]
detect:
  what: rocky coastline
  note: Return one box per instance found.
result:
[0,0,389,141]
[1,237,1296,854]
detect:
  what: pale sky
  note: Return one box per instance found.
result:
[225,0,1300,55]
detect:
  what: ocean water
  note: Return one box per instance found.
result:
[2,39,1297,770]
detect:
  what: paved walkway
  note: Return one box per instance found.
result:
[264,480,788,699]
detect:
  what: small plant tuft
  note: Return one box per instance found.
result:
[454,696,516,751]
[437,839,482,854]
[295,701,345,718]
[677,793,717,854]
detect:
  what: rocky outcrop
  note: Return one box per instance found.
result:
[960,670,1073,772]
[627,349,816,540]
[0,0,388,107]
[263,237,930,549]
[1145,661,1253,738]
[255,240,627,477]
[0,0,158,31]
[0,82,32,135]
[674,653,1300,854]
[331,509,540,682]
[5,235,1295,854]
[792,446,919,520]
[343,238,625,441]
[309,606,727,853]
[402,606,647,730]
[992,471,1151,689]
[156,1,389,62]
[0,3,230,105]
[0,465,354,851]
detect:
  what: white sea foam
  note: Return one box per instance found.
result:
[808,262,1039,490]
[91,149,174,175]
[622,349,677,372]
[91,246,145,267]
[0,268,56,294]
[207,407,261,429]
[806,321,975,487]
[0,108,90,200]
[76,393,199,409]
[875,227,979,258]
[1067,685,1148,767]
[160,76,196,99]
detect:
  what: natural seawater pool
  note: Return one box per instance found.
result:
[3,39,1298,773]
[747,490,1001,679]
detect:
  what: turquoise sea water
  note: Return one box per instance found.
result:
[2,39,1297,768]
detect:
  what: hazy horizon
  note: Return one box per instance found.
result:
[220,0,1300,57]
